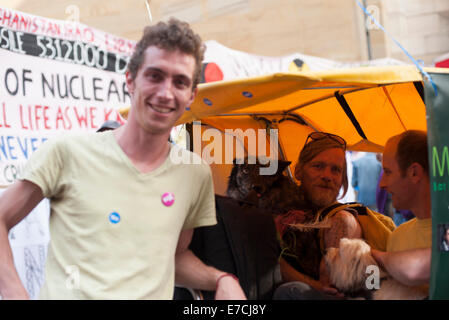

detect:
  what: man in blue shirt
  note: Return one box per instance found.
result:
[352,152,382,211]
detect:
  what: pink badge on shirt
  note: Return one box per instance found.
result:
[161,192,175,207]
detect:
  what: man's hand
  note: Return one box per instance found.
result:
[214,274,247,300]
[0,180,43,300]
[175,230,247,300]
[321,286,345,298]
[371,248,386,269]
[318,256,345,298]
[316,274,344,298]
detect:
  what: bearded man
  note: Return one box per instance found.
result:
[274,132,362,300]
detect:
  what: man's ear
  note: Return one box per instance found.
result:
[408,162,425,183]
[125,71,134,95]
[187,87,198,108]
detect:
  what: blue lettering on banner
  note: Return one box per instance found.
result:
[0,135,48,161]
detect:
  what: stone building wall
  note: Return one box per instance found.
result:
[2,0,448,65]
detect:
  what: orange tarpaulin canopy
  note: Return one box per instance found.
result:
[177,65,449,152]
[170,65,449,194]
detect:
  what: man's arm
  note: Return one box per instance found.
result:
[279,257,341,296]
[0,180,44,299]
[371,248,431,286]
[323,210,362,249]
[174,229,246,300]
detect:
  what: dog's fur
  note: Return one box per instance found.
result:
[324,238,428,300]
[226,157,324,278]
[226,157,307,214]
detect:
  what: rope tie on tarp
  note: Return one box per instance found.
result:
[356,0,438,96]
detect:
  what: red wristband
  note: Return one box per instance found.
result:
[215,273,238,290]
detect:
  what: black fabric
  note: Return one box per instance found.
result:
[334,91,368,140]
[182,195,282,300]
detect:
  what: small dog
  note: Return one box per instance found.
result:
[324,238,428,300]
[226,157,307,214]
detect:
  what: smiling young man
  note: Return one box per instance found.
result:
[0,19,246,300]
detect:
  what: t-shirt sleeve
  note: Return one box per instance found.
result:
[21,137,67,198]
[182,162,217,230]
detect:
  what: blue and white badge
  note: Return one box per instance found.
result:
[109,212,121,224]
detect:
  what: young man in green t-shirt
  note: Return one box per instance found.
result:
[0,18,246,300]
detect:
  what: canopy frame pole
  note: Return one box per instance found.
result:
[252,117,294,180]
[334,91,368,140]
[382,87,407,131]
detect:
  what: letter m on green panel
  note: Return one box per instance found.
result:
[432,146,449,177]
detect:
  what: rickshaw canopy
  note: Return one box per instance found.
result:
[177,66,449,153]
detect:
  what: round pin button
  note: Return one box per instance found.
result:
[203,98,213,106]
[161,192,175,207]
[109,212,121,224]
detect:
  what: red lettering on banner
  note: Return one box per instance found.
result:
[19,15,30,31]
[55,106,72,130]
[31,17,38,33]
[2,10,11,25]
[103,108,113,121]
[10,13,19,29]
[84,28,94,43]
[73,106,100,129]
[89,106,98,129]
[116,112,125,124]
[43,105,50,129]
[104,33,135,55]
[103,107,125,124]
[64,106,73,130]
[0,103,11,128]
[19,104,30,130]
[74,107,88,128]
[46,22,61,37]
[34,105,42,130]
[55,107,64,130]
[19,104,52,130]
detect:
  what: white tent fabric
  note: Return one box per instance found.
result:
[203,40,408,80]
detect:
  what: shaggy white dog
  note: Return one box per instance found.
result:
[324,238,427,300]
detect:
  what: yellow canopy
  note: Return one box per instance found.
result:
[172,65,449,194]
[177,65,449,153]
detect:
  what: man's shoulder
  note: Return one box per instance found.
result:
[50,131,99,144]
[393,217,417,233]
[43,131,108,156]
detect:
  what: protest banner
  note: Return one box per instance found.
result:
[425,73,449,299]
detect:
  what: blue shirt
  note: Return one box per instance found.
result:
[352,153,382,208]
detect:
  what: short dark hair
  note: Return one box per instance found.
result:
[396,130,428,176]
[127,18,205,90]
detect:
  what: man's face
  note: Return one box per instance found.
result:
[445,229,449,244]
[126,46,197,135]
[379,139,411,211]
[298,148,345,208]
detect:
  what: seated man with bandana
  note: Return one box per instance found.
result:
[274,132,362,300]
